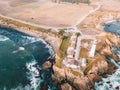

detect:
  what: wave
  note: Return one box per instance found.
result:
[12,47,25,54]
[0,35,9,42]
[37,38,54,55]
[0,31,54,90]
[19,47,25,51]
[26,60,41,90]
[95,68,120,90]
[22,36,54,55]
[94,49,120,90]
[9,60,41,90]
[45,44,54,55]
[22,36,40,46]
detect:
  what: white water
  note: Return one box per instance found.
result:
[0,35,9,42]
[1,35,54,90]
[26,60,40,90]
[19,47,25,51]
[10,59,42,90]
[22,36,54,55]
[21,36,41,46]
[94,57,120,90]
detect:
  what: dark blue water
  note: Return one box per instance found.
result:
[0,27,54,90]
[104,21,120,35]
[94,21,120,90]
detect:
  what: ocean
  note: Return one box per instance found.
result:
[94,21,120,90]
[0,27,54,90]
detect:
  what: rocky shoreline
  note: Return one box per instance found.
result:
[0,9,120,90]
[41,32,120,90]
[0,19,61,52]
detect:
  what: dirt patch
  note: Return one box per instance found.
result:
[0,0,93,28]
[9,0,38,7]
[78,7,120,35]
[91,0,120,11]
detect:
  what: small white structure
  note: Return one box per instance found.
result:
[89,40,97,57]
[67,47,74,58]
[81,58,87,67]
[65,28,78,33]
[66,64,78,69]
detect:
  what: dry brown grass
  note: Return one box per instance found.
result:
[0,0,93,28]
[78,5,119,35]
[79,48,89,58]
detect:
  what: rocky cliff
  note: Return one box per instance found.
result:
[41,32,120,90]
[55,33,120,90]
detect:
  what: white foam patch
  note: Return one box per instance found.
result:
[8,60,41,90]
[12,47,25,54]
[26,60,41,90]
[39,38,54,55]
[0,35,9,42]
[45,44,54,55]
[95,58,120,90]
[19,47,25,51]
[12,50,18,54]
[22,36,40,45]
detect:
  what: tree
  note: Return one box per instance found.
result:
[58,29,65,35]
[76,32,80,37]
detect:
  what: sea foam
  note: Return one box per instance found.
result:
[0,35,9,42]
[26,60,41,90]
[22,36,54,55]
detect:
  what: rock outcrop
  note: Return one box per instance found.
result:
[40,33,120,90]
[52,33,120,90]
[53,66,101,90]
[97,33,120,62]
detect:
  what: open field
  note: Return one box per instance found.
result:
[78,0,120,35]
[0,0,93,29]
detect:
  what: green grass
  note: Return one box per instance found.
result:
[0,16,58,36]
[84,55,105,75]
[58,29,66,35]
[84,59,95,75]
[55,35,70,68]
[60,36,70,56]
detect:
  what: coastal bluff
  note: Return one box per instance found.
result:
[41,32,120,90]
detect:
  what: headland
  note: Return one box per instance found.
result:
[0,0,120,90]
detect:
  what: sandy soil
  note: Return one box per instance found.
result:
[91,0,120,11]
[0,0,93,28]
[78,0,120,35]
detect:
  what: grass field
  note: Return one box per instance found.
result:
[55,35,70,67]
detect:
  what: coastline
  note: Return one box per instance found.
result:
[0,17,61,53]
[0,0,120,89]
[0,1,119,89]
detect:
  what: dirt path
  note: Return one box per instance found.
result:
[74,3,101,60]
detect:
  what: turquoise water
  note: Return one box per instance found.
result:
[94,21,120,90]
[0,27,54,90]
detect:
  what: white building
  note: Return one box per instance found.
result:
[89,40,97,57]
